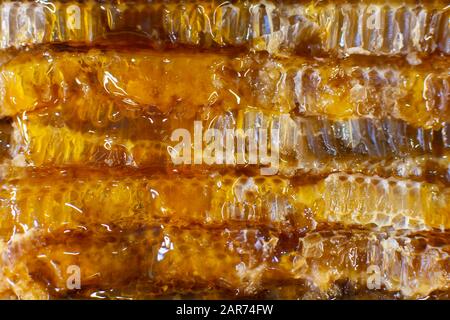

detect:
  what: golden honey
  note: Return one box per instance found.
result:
[0,0,448,300]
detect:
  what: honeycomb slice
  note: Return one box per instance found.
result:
[12,119,171,167]
[1,226,278,299]
[1,226,448,299]
[0,1,447,57]
[0,169,448,243]
[1,49,448,128]
[0,170,305,239]
[12,106,450,177]
[276,229,450,298]
[312,173,450,231]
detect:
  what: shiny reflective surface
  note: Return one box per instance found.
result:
[0,0,449,300]
[0,169,449,241]
[1,226,449,299]
[0,49,448,127]
[0,1,447,56]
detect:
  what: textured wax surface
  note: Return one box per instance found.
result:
[9,110,450,180]
[0,1,447,56]
[0,49,448,126]
[0,0,449,300]
[1,226,449,299]
[0,49,448,174]
[0,169,449,241]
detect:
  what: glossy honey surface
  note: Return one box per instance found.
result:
[0,0,449,300]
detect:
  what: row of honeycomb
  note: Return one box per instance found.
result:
[0,0,448,300]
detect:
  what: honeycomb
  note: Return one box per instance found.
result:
[0,0,448,300]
